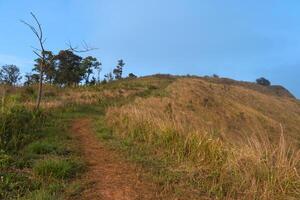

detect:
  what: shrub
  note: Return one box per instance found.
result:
[128,73,137,79]
[256,77,271,86]
[0,106,46,152]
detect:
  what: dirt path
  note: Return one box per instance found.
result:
[71,118,160,200]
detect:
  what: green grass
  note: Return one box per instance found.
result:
[26,140,69,155]
[0,151,13,168]
[1,77,177,199]
[20,189,62,200]
[0,172,41,200]
[33,158,83,179]
[0,105,85,199]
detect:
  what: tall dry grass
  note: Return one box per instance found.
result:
[105,78,300,199]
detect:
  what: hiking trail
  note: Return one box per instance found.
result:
[71,118,160,200]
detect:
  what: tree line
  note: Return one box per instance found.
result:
[0,12,139,110]
[0,55,137,86]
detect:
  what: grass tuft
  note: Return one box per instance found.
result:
[26,141,69,155]
[33,159,83,179]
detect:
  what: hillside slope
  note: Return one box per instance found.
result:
[104,76,300,199]
[2,75,299,199]
[108,76,300,145]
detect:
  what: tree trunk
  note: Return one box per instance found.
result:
[36,70,43,110]
[98,69,101,84]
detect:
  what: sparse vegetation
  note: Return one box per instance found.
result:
[1,75,299,199]
[0,100,84,199]
[103,77,300,199]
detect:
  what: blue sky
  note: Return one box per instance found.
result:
[0,0,300,97]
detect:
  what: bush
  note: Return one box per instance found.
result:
[128,73,137,79]
[256,77,271,86]
[0,106,46,152]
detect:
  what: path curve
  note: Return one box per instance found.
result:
[71,118,160,200]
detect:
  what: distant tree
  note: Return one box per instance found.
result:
[101,79,107,84]
[22,12,96,109]
[256,77,271,86]
[104,72,114,82]
[113,59,125,80]
[81,56,101,85]
[24,73,39,86]
[54,50,83,86]
[0,65,22,85]
[212,74,219,78]
[33,51,56,84]
[89,77,97,85]
[96,62,102,83]
[128,73,137,79]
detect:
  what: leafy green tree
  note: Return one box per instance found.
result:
[113,59,125,80]
[81,56,101,84]
[24,73,39,86]
[0,65,22,85]
[54,50,83,86]
[33,51,56,84]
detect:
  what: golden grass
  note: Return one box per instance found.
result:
[105,78,300,199]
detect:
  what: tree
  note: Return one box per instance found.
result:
[54,50,83,86]
[21,12,47,109]
[22,12,97,109]
[113,59,125,80]
[128,73,137,79]
[0,65,22,85]
[81,56,101,84]
[256,77,271,86]
[89,77,97,85]
[24,73,39,86]
[96,61,102,84]
[33,51,56,84]
[104,72,114,82]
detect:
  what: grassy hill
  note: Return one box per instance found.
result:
[1,75,300,199]
[103,75,300,199]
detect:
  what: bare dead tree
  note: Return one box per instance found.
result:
[66,41,97,53]
[21,12,45,110]
[22,12,97,110]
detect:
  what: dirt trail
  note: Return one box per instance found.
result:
[71,118,160,200]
